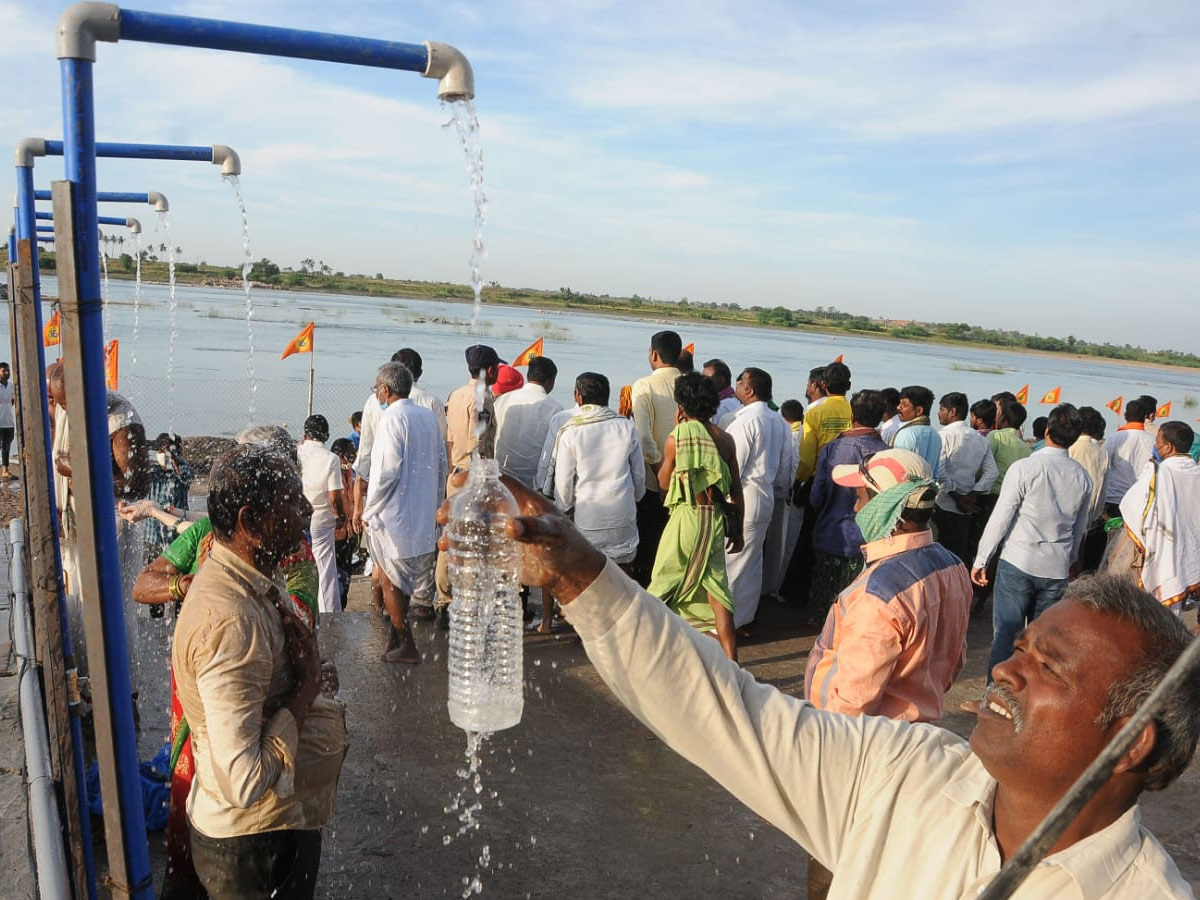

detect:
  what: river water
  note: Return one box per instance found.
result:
[21,274,1200,437]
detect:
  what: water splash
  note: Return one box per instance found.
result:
[224,174,257,422]
[98,236,111,337]
[443,731,493,897]
[160,212,178,431]
[444,99,487,331]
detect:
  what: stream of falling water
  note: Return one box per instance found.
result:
[446,100,487,332]
[224,174,257,422]
[131,233,143,394]
[442,732,494,897]
[160,212,179,433]
[99,238,111,337]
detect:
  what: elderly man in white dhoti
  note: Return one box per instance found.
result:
[362,361,447,663]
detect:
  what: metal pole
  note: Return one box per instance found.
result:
[58,53,153,899]
[37,191,151,203]
[979,631,1200,900]
[15,163,43,304]
[10,520,74,900]
[11,239,96,900]
[308,347,315,417]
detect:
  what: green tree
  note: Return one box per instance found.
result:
[248,257,280,280]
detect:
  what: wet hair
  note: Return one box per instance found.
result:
[998,397,1027,429]
[349,410,362,429]
[1067,575,1200,792]
[1045,403,1081,448]
[208,443,297,542]
[391,348,423,381]
[823,362,851,395]
[303,414,330,442]
[674,371,719,421]
[850,390,886,429]
[739,367,773,403]
[153,431,182,452]
[527,356,558,386]
[1077,407,1106,441]
[330,437,357,463]
[1159,421,1194,454]
[779,399,804,424]
[703,359,731,388]
[1125,397,1152,424]
[1031,416,1049,441]
[970,399,996,429]
[236,424,297,465]
[575,372,610,407]
[376,361,413,399]
[676,350,694,374]
[881,387,900,414]
[650,330,682,367]
[940,392,968,422]
[899,385,934,417]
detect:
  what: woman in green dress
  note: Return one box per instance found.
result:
[649,372,744,661]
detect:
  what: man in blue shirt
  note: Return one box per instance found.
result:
[891,385,942,478]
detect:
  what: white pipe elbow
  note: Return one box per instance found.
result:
[14,138,47,168]
[125,217,141,234]
[423,42,474,101]
[211,145,241,176]
[146,191,168,213]
[57,3,121,61]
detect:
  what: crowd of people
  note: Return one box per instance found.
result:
[39,326,1200,897]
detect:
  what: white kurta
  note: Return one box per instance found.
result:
[535,405,581,495]
[353,391,385,482]
[552,410,645,563]
[724,401,795,627]
[298,439,344,614]
[494,382,563,487]
[362,400,447,592]
[410,382,447,439]
[1120,455,1200,608]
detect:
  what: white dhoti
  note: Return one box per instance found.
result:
[310,522,341,614]
[579,522,639,566]
[368,529,436,604]
[760,497,789,597]
[727,497,773,628]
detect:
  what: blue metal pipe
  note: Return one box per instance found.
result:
[6,229,14,261]
[38,213,131,226]
[43,139,214,163]
[37,190,151,203]
[60,56,154,900]
[119,8,428,72]
[36,236,56,243]
[36,225,54,233]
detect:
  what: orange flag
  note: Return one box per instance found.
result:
[43,309,61,347]
[1156,401,1172,419]
[1106,396,1123,415]
[104,339,119,390]
[833,354,844,364]
[511,337,544,367]
[684,343,695,355]
[1014,384,1029,405]
[281,322,314,359]
[1040,386,1061,405]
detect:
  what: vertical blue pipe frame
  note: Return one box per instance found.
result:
[60,56,154,900]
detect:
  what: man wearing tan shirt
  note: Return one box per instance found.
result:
[174,444,348,899]
[630,330,682,584]
[444,479,1197,899]
[435,344,501,627]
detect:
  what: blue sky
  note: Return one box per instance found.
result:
[3,0,1199,350]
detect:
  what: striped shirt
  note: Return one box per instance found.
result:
[804,530,971,722]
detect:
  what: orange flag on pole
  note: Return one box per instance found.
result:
[511,337,544,367]
[1106,396,1123,415]
[43,309,61,347]
[1014,384,1029,405]
[281,322,314,359]
[1040,386,1062,405]
[104,339,119,389]
[684,343,695,355]
[1157,401,1172,419]
[833,354,844,364]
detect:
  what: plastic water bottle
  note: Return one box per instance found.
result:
[446,457,524,733]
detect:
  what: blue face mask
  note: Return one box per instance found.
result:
[379,399,389,410]
[1153,446,1163,463]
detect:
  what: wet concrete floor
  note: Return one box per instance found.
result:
[124,580,1200,899]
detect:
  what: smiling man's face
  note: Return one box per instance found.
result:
[970,599,1149,797]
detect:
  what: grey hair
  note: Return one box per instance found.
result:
[235,424,298,466]
[1068,575,1200,791]
[376,361,413,399]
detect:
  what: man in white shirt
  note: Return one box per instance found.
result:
[1105,397,1156,516]
[0,361,14,480]
[552,372,645,569]
[495,355,563,487]
[362,362,447,662]
[297,415,345,614]
[1070,407,1111,571]
[972,404,1092,677]
[702,358,741,424]
[724,367,795,628]
[630,330,683,584]
[393,348,446,439]
[935,391,998,565]
[438,480,1198,900]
